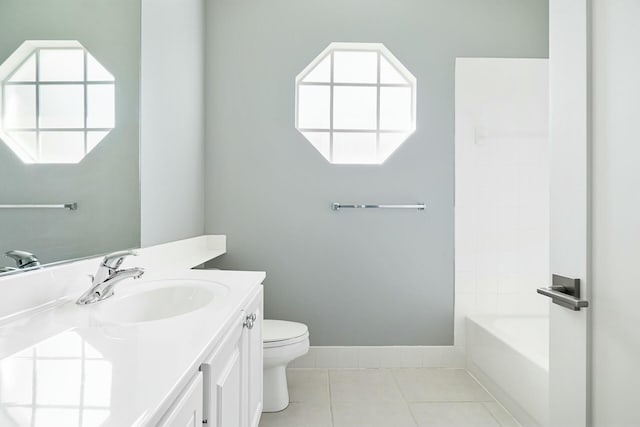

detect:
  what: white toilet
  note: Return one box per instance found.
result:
[262,319,309,412]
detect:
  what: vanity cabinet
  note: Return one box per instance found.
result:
[158,373,203,427]
[144,285,264,427]
[202,312,244,425]
[201,287,263,427]
[242,289,263,427]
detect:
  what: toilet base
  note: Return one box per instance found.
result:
[263,365,289,412]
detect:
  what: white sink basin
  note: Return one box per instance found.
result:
[94,279,229,324]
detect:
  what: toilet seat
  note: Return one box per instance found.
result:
[263,320,309,349]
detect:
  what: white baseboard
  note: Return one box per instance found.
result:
[289,346,466,369]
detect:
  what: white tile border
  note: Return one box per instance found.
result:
[289,346,466,369]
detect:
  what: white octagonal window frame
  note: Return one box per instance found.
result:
[296,42,417,165]
[0,40,115,164]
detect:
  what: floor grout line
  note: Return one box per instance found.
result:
[266,368,520,427]
[327,369,335,427]
[465,369,520,426]
[481,401,523,427]
[482,401,509,427]
[390,368,420,426]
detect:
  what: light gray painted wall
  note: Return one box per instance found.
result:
[0,0,140,265]
[140,0,205,246]
[591,0,640,424]
[204,0,548,345]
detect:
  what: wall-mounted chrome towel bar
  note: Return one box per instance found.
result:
[0,203,78,211]
[331,203,425,211]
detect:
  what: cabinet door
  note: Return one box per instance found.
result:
[202,314,244,427]
[158,372,203,427]
[242,288,264,427]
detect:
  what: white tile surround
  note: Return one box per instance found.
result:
[289,346,466,369]
[454,58,550,346]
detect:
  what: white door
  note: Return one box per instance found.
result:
[543,1,591,426]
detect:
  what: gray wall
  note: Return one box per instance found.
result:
[0,0,140,266]
[140,0,206,247]
[204,0,549,345]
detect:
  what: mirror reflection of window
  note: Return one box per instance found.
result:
[0,41,115,164]
[0,331,112,427]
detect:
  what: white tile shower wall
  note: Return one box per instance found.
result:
[454,58,550,345]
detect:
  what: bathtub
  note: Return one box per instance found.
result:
[466,315,549,427]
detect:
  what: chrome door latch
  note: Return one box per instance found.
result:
[537,274,589,311]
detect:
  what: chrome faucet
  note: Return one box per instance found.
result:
[5,250,40,269]
[76,250,145,305]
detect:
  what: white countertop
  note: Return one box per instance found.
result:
[0,236,266,427]
[0,235,228,321]
[0,269,265,427]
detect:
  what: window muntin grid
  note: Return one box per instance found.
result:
[0,44,115,164]
[295,43,416,164]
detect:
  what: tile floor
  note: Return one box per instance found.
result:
[259,368,520,427]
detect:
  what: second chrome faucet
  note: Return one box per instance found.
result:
[76,250,144,305]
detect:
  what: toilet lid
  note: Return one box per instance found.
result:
[263,320,308,343]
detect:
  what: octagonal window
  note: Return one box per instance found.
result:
[296,43,416,165]
[0,41,115,164]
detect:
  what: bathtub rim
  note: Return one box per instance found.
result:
[466,313,549,372]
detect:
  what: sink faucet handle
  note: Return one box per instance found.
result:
[101,250,138,270]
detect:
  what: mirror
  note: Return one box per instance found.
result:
[0,0,141,275]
